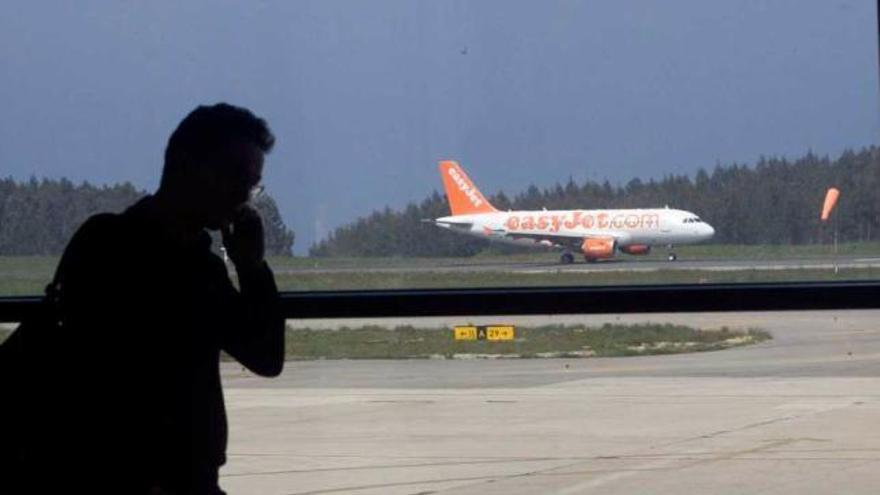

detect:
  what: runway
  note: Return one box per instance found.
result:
[220,310,880,494]
[278,255,880,275]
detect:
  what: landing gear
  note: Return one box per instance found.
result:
[666,245,677,262]
[560,252,575,264]
[584,256,597,263]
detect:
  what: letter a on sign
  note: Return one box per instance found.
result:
[477,327,488,340]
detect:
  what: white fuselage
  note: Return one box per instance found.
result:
[435,208,714,248]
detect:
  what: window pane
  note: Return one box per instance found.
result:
[1,1,877,293]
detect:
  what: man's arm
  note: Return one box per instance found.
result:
[219,206,284,377]
[220,261,284,377]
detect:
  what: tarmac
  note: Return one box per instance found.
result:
[276,255,880,275]
[219,310,880,494]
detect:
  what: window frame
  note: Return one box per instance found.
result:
[2,281,880,322]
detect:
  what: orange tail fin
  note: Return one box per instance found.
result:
[438,160,498,216]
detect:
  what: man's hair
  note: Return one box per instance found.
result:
[161,103,275,188]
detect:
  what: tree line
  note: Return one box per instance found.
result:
[310,147,880,257]
[0,177,295,256]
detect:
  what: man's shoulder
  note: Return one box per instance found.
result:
[72,213,129,246]
[64,210,148,264]
[80,212,125,231]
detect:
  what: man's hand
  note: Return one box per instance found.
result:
[221,205,265,270]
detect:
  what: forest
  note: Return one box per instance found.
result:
[0,178,295,256]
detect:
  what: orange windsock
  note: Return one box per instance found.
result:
[821,187,840,221]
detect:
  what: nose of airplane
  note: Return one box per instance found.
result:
[704,224,715,239]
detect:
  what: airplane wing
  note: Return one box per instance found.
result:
[503,230,633,248]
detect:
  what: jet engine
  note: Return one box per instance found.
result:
[581,237,616,260]
[619,244,651,255]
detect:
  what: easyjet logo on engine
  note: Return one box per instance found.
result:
[504,211,660,232]
[448,168,484,208]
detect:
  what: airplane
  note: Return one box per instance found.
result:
[432,160,715,263]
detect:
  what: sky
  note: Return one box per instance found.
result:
[1,0,878,253]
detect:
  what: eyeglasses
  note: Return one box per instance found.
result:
[249,184,265,200]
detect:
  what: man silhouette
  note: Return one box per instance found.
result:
[16,103,285,493]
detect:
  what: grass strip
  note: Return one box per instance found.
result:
[271,267,880,291]
[282,323,771,360]
[0,323,769,359]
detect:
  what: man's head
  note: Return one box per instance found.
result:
[160,103,275,230]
